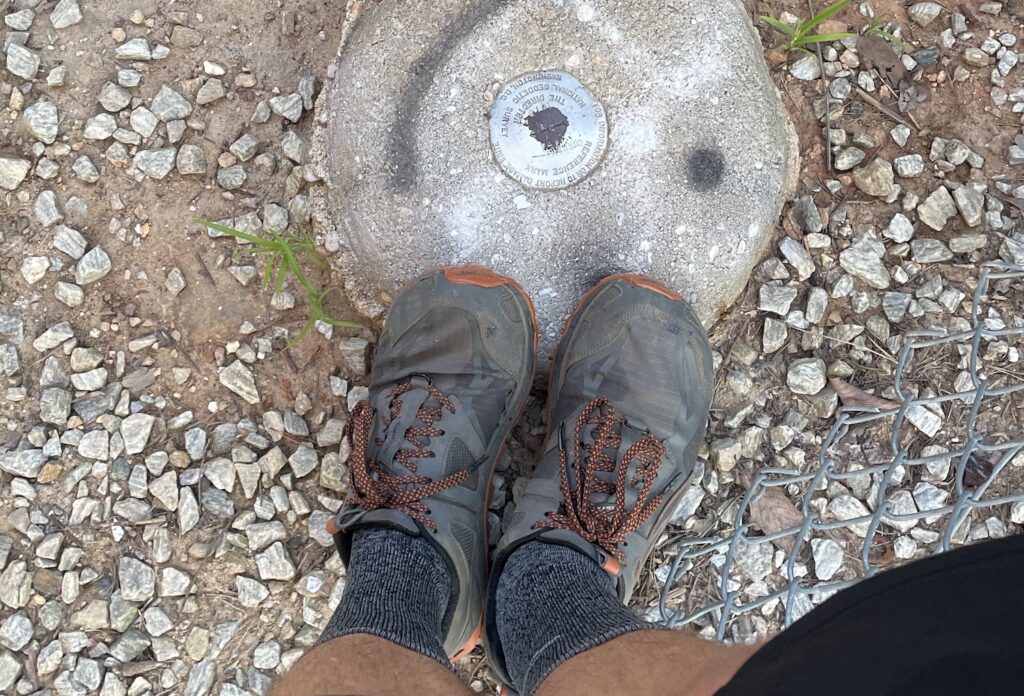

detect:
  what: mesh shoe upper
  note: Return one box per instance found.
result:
[332,267,536,659]
[486,275,713,685]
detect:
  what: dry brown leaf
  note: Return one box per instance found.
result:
[829,377,899,410]
[782,205,802,241]
[857,34,899,71]
[857,34,908,87]
[869,538,898,568]
[747,487,804,553]
[999,195,1024,216]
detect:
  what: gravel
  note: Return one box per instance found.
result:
[50,0,83,29]
[54,225,88,258]
[789,53,821,80]
[917,187,959,231]
[908,2,942,27]
[852,158,895,197]
[894,153,924,177]
[218,164,248,190]
[22,101,59,144]
[99,81,132,111]
[839,237,890,289]
[255,541,297,580]
[0,652,22,691]
[758,284,798,315]
[834,147,865,171]
[787,358,827,395]
[5,43,40,79]
[83,113,118,140]
[0,157,31,190]
[75,247,112,285]
[130,106,159,137]
[197,78,227,105]
[220,360,260,404]
[231,134,260,161]
[5,9,35,31]
[118,557,156,602]
[811,539,844,581]
[115,37,152,60]
[151,85,194,121]
[911,238,954,263]
[177,145,208,175]
[34,190,63,227]
[121,413,157,454]
[0,450,46,479]
[883,213,915,243]
[134,149,178,179]
[778,237,815,281]
[952,186,985,227]
[54,282,85,307]
[269,93,304,122]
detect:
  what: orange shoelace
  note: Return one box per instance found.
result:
[346,382,469,531]
[534,397,666,563]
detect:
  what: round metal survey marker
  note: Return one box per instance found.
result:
[489,71,608,190]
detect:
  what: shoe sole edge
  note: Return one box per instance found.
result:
[441,264,538,659]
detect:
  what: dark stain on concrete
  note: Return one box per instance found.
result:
[686,147,725,192]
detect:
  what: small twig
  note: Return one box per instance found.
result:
[157,328,202,373]
[284,348,300,373]
[50,517,85,548]
[877,79,922,130]
[854,86,913,129]
[789,324,898,363]
[300,344,323,372]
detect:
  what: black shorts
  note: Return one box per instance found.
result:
[717,535,1024,696]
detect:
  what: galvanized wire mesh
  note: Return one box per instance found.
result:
[656,262,1024,641]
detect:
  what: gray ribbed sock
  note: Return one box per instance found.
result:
[319,527,451,667]
[495,542,653,695]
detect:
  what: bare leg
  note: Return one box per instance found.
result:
[269,635,472,696]
[537,631,759,696]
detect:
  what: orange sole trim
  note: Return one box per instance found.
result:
[441,264,539,355]
[393,264,540,354]
[452,619,485,661]
[601,555,622,576]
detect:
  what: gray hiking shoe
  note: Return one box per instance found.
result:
[485,274,713,685]
[328,265,536,660]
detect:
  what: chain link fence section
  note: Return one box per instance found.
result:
[655,262,1024,642]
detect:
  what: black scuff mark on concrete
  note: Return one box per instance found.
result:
[387,0,515,193]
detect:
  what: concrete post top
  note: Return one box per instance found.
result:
[313,0,797,358]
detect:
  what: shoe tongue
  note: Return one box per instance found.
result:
[372,376,442,474]
[566,403,651,511]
